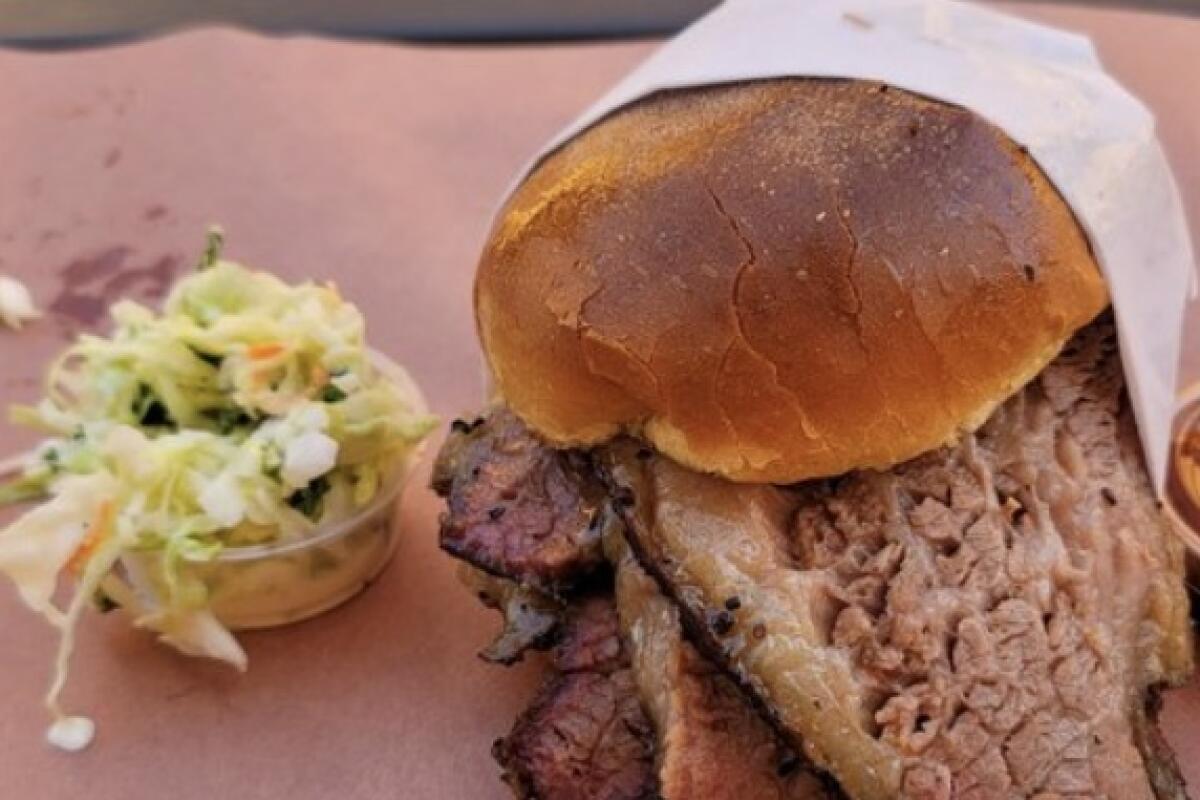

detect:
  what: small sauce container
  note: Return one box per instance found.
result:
[1164,382,1200,561]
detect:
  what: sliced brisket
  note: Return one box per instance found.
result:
[611,534,837,800]
[493,598,658,800]
[436,407,832,799]
[608,318,1194,800]
[438,411,656,799]
[433,407,612,594]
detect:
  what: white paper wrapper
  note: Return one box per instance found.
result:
[506,0,1195,491]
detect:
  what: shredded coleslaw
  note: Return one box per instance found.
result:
[0,229,436,750]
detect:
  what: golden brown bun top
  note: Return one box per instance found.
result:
[476,79,1108,483]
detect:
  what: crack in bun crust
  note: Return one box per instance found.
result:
[477,79,1108,483]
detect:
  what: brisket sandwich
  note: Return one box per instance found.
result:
[433,79,1195,800]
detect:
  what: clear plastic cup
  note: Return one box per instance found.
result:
[188,464,406,629]
[123,351,428,630]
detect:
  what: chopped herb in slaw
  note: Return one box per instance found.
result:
[0,229,436,750]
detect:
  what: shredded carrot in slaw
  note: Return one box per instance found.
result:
[247,342,285,360]
[66,501,114,576]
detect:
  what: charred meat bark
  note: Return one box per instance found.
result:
[610,534,836,800]
[459,565,563,665]
[607,319,1194,800]
[437,409,833,799]
[494,598,658,800]
[433,408,612,593]
[437,410,654,799]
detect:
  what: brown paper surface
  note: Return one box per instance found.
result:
[0,4,1195,797]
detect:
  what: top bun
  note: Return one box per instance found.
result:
[476,79,1108,483]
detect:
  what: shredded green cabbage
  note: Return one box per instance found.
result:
[0,229,436,743]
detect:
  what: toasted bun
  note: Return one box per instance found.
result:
[477,79,1108,483]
